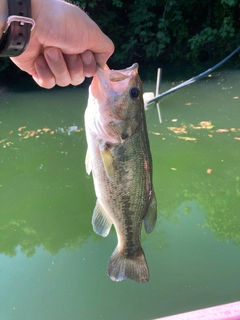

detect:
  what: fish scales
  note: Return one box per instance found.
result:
[84,63,157,282]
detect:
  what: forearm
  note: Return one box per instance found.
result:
[0,0,8,39]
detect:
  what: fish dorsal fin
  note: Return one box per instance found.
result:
[100,144,115,180]
[144,189,157,234]
[92,201,112,237]
[85,148,92,175]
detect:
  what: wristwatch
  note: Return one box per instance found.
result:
[0,0,35,57]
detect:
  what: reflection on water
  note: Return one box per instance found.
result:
[0,71,240,319]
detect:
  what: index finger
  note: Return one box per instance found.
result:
[86,28,114,67]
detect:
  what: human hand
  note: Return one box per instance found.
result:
[10,0,114,88]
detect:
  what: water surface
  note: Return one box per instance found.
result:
[0,71,240,320]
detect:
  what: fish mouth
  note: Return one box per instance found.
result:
[93,63,139,98]
[97,63,139,82]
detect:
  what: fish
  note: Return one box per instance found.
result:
[84,63,157,282]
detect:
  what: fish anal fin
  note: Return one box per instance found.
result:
[92,201,112,237]
[107,247,149,283]
[85,148,92,175]
[144,189,157,234]
[100,144,115,180]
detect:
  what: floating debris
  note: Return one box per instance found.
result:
[178,136,197,141]
[18,126,26,131]
[28,131,37,137]
[1,124,84,148]
[190,125,202,130]
[199,121,213,129]
[167,125,187,134]
[215,129,229,133]
[149,131,161,136]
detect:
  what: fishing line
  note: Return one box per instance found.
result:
[147,45,240,105]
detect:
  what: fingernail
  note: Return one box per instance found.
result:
[33,75,44,88]
[68,54,78,62]
[46,48,60,62]
[82,51,93,65]
[32,75,39,84]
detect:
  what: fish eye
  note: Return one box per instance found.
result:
[130,87,140,99]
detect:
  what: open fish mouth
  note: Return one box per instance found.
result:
[94,63,140,97]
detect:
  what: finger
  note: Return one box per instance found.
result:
[34,55,56,89]
[83,21,114,66]
[63,54,85,86]
[44,47,71,87]
[88,33,114,68]
[80,50,97,77]
[94,52,113,68]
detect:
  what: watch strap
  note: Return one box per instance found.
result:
[0,0,34,57]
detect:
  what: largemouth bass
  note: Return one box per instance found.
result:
[84,63,157,282]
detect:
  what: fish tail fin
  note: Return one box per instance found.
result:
[107,247,149,283]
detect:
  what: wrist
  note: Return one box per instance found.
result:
[0,0,8,39]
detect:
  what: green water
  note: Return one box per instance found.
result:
[0,71,240,320]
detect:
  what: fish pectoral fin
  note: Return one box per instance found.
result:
[144,189,157,234]
[85,148,92,175]
[92,201,112,237]
[100,144,115,180]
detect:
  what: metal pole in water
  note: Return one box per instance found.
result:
[155,68,162,123]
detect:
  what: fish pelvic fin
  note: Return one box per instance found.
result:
[144,189,157,234]
[92,201,112,237]
[107,247,149,283]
